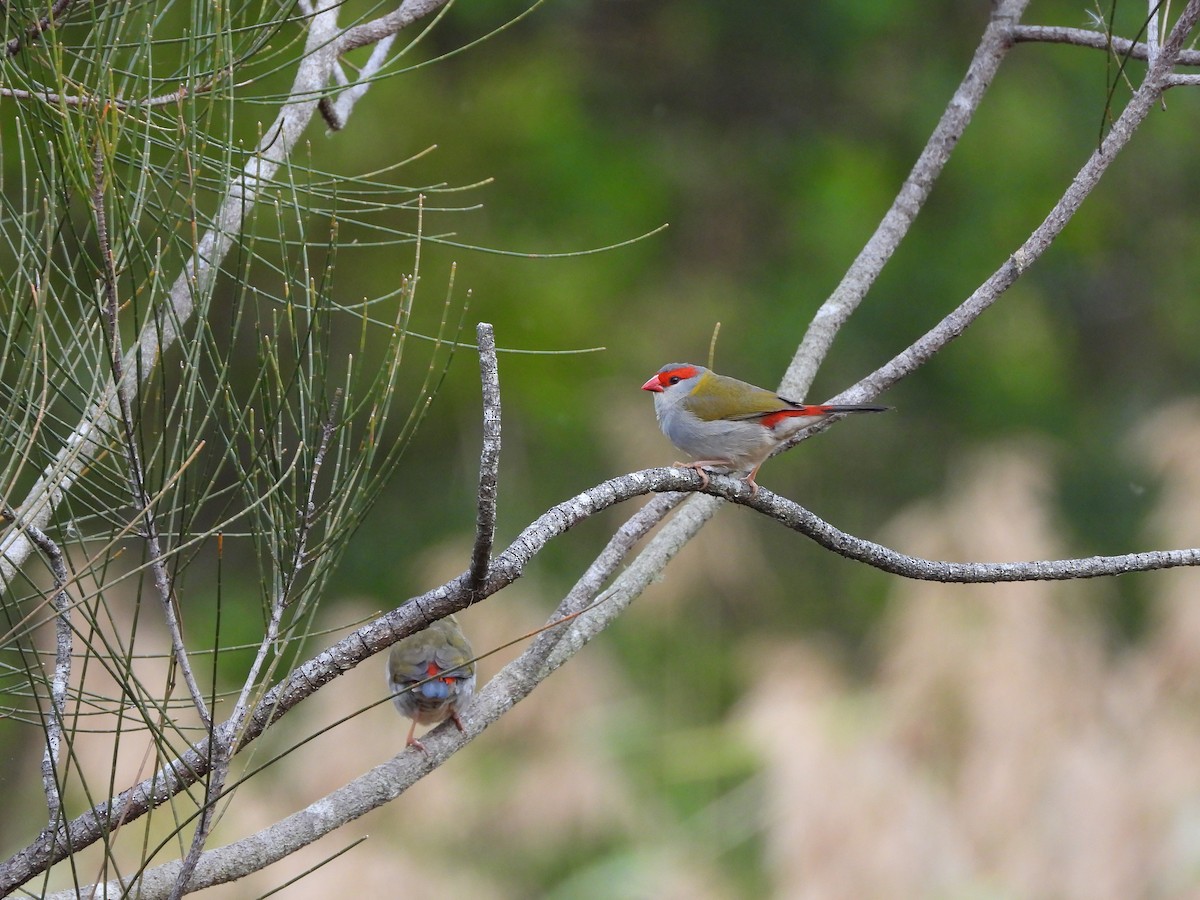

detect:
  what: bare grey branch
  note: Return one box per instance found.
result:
[1012,24,1200,66]
[470,323,501,588]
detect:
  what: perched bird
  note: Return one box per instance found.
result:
[641,363,888,494]
[386,615,476,753]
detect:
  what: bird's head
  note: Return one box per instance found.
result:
[641,363,706,396]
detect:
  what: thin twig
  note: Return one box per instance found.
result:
[291,390,343,601]
[1148,0,1162,69]
[91,144,212,728]
[170,387,342,899]
[0,86,105,106]
[5,0,75,58]
[720,476,1200,581]
[523,493,684,673]
[319,32,397,130]
[469,323,500,588]
[3,509,73,826]
[335,0,450,54]
[0,76,230,109]
[1011,24,1200,66]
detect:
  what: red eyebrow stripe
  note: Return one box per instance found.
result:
[658,365,698,385]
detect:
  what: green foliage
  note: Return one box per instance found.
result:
[0,0,475,879]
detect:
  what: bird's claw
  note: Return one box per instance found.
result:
[672,461,712,490]
[406,736,430,755]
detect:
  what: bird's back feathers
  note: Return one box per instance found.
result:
[686,370,798,422]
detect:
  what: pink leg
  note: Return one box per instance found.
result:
[405,720,429,755]
[743,465,763,497]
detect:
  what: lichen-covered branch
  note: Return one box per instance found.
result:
[470,323,501,588]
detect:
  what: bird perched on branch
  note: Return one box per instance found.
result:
[641,363,888,494]
[386,616,476,753]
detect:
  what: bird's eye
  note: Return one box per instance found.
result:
[668,376,681,385]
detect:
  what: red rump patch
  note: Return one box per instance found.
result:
[427,661,456,684]
[761,405,828,428]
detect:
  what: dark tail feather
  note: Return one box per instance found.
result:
[821,404,890,414]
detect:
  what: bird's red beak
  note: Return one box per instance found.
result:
[641,376,664,393]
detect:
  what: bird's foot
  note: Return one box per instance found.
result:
[406,735,430,755]
[673,460,737,492]
[450,711,467,733]
[405,720,430,755]
[742,474,761,497]
[670,461,709,489]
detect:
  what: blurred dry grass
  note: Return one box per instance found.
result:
[20,404,1200,897]
[742,433,1200,899]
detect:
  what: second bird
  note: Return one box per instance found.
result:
[387,615,476,754]
[641,363,888,493]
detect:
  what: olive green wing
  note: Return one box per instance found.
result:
[684,370,795,422]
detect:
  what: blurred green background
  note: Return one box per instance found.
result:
[9,0,1200,895]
